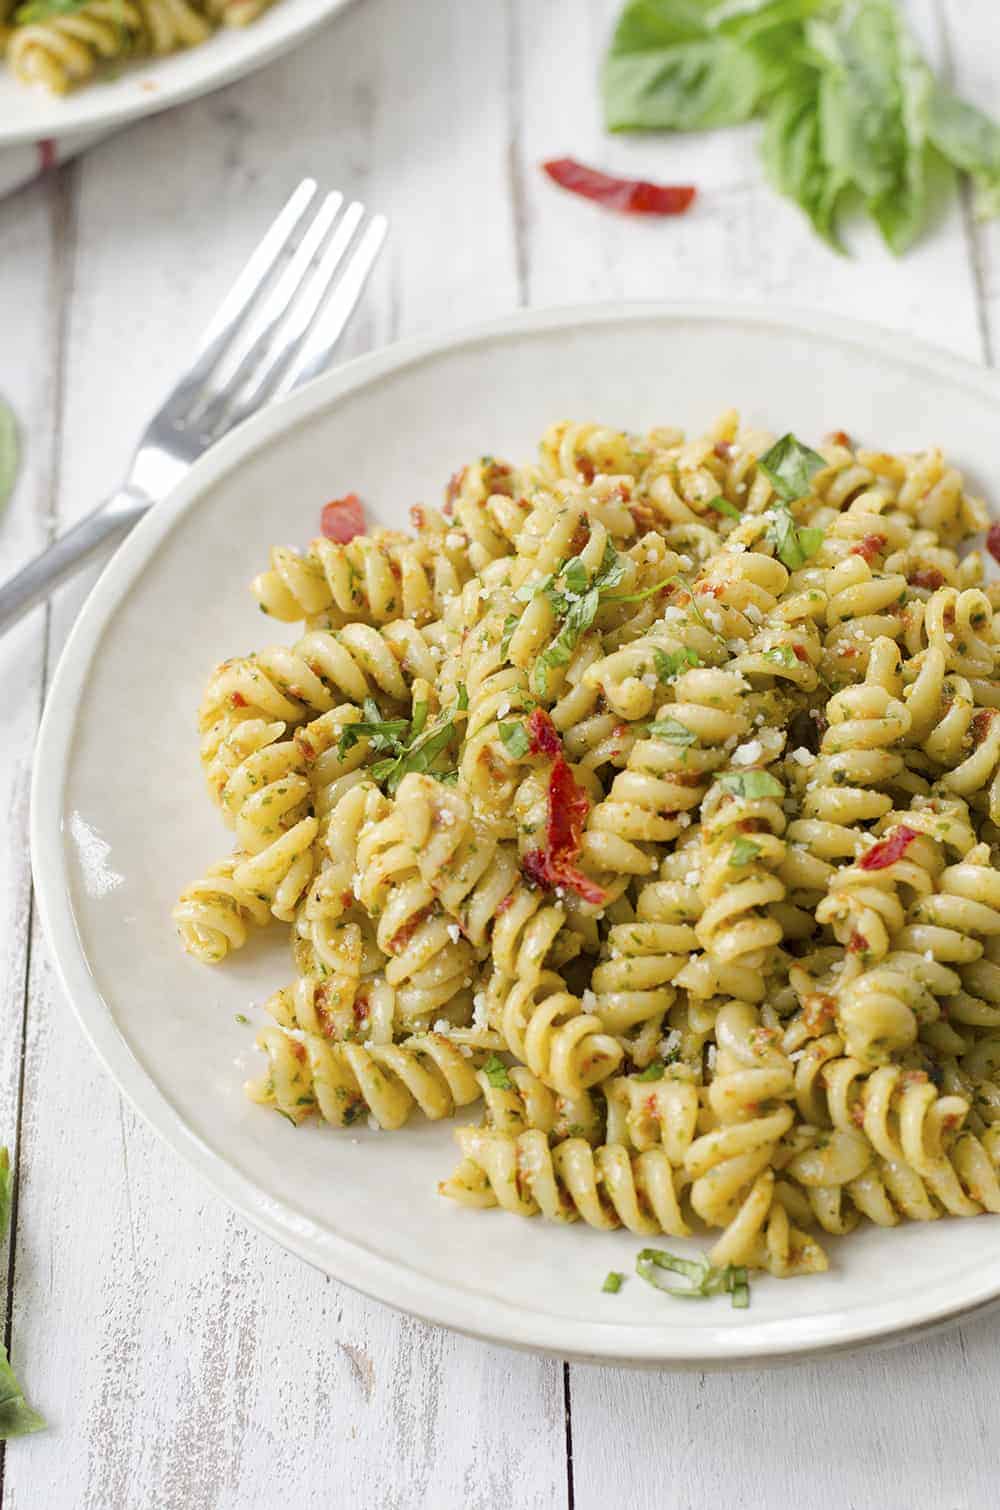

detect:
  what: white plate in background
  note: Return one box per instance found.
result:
[30,303,1000,1365]
[0,0,354,146]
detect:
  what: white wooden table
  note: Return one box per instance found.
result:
[1,2,998,1505]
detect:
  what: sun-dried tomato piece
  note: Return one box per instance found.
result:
[320,493,366,543]
[542,158,696,216]
[858,827,918,871]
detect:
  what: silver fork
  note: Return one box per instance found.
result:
[0,179,388,637]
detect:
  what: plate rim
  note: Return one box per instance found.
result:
[0,0,356,147]
[30,299,1000,1365]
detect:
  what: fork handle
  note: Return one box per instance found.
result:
[0,488,150,638]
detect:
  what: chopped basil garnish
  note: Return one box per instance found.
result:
[728,837,762,867]
[763,644,798,667]
[705,494,741,520]
[499,721,532,758]
[715,769,783,799]
[636,1247,750,1309]
[0,1150,45,1437]
[647,716,697,747]
[758,434,826,503]
[653,646,701,680]
[500,613,519,658]
[482,1054,514,1090]
[235,1012,250,1024]
[766,504,824,571]
[634,1062,666,1082]
[520,541,643,695]
[337,697,409,758]
[602,1271,625,1294]
[342,690,466,796]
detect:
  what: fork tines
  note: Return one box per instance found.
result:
[174,180,388,442]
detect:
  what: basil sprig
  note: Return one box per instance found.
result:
[0,1151,45,1438]
[339,690,467,795]
[516,540,634,695]
[602,0,1000,254]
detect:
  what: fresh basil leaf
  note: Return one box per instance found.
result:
[383,720,457,794]
[562,556,591,597]
[761,63,845,248]
[0,399,18,515]
[531,586,601,696]
[928,88,1000,221]
[763,644,797,666]
[456,682,469,712]
[716,769,783,799]
[705,494,742,520]
[728,836,762,866]
[432,769,460,785]
[604,36,768,133]
[515,570,557,605]
[592,538,629,593]
[500,613,519,658]
[653,645,701,680]
[482,1053,513,1090]
[869,14,934,255]
[758,433,826,501]
[647,716,697,746]
[499,722,531,759]
[337,711,409,760]
[0,1352,46,1439]
[0,1151,45,1438]
[809,1,933,254]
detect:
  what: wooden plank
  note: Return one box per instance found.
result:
[570,1324,1000,1510]
[0,168,64,1485]
[939,0,1000,362]
[2,3,566,1505]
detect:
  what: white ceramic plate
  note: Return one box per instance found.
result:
[31,303,1000,1366]
[0,0,354,147]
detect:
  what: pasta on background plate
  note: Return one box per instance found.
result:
[174,410,1000,1291]
[1,0,275,95]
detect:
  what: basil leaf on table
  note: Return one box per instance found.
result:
[0,398,20,515]
[808,1,933,253]
[0,1151,45,1439]
[928,89,1000,221]
[762,65,845,248]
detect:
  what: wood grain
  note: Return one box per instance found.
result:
[1,0,998,1505]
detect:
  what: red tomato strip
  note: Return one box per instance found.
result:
[987,522,1000,566]
[858,827,918,871]
[525,707,564,759]
[520,711,606,904]
[320,493,366,543]
[542,158,696,217]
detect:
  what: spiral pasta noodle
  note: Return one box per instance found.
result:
[178,412,1000,1289]
[5,0,280,94]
